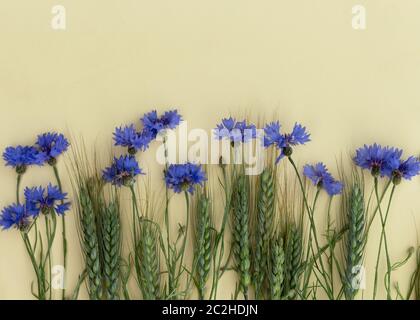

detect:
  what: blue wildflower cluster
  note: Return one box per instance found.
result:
[303,163,343,196]
[263,121,310,163]
[3,146,45,173]
[353,143,420,184]
[0,204,31,231]
[103,155,144,187]
[25,184,71,216]
[110,109,183,186]
[114,124,153,155]
[36,133,70,165]
[214,117,257,144]
[2,132,69,173]
[141,110,182,139]
[1,132,71,233]
[0,184,70,231]
[114,109,182,155]
[164,162,207,194]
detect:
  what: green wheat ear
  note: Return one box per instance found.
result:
[101,201,121,300]
[79,187,103,300]
[284,224,303,299]
[269,235,285,300]
[136,220,161,300]
[194,194,213,300]
[343,183,365,300]
[231,174,251,299]
[253,168,275,299]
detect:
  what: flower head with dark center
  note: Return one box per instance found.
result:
[263,121,283,148]
[303,163,343,196]
[215,117,256,144]
[161,110,182,129]
[36,132,69,165]
[103,155,144,187]
[141,109,182,139]
[283,123,311,147]
[0,204,31,231]
[353,143,402,177]
[24,184,71,216]
[164,162,206,194]
[113,125,152,154]
[3,146,45,173]
[263,122,310,163]
[390,156,420,185]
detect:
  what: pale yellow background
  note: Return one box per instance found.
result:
[1,0,420,299]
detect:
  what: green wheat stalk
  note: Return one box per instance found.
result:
[194,194,213,300]
[101,201,121,300]
[284,224,303,299]
[135,219,161,300]
[342,182,365,300]
[253,168,275,299]
[268,235,285,300]
[79,187,103,300]
[231,174,251,299]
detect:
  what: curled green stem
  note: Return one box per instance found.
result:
[53,165,67,300]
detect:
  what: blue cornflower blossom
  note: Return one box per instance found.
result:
[0,204,31,231]
[389,156,420,185]
[303,163,343,196]
[214,117,256,144]
[113,125,152,154]
[164,162,206,194]
[24,184,71,216]
[141,109,182,139]
[3,146,45,173]
[161,110,182,130]
[36,132,70,165]
[263,122,310,163]
[353,143,402,177]
[103,155,144,187]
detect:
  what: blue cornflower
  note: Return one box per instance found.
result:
[161,110,182,129]
[303,163,343,196]
[164,162,207,194]
[113,125,152,154]
[353,143,402,177]
[263,122,310,163]
[3,146,45,173]
[390,156,420,184]
[36,132,70,165]
[0,204,31,231]
[283,123,311,147]
[24,184,71,216]
[263,121,283,148]
[103,155,144,187]
[215,117,256,144]
[141,109,182,139]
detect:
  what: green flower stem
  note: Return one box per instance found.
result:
[372,178,394,299]
[326,197,336,298]
[302,188,320,297]
[16,174,45,299]
[210,165,231,300]
[129,186,140,244]
[44,215,53,299]
[288,157,332,297]
[366,180,391,235]
[16,174,22,204]
[372,179,395,300]
[162,136,174,298]
[164,190,175,298]
[52,165,67,300]
[383,186,396,298]
[175,192,191,292]
[21,232,46,299]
